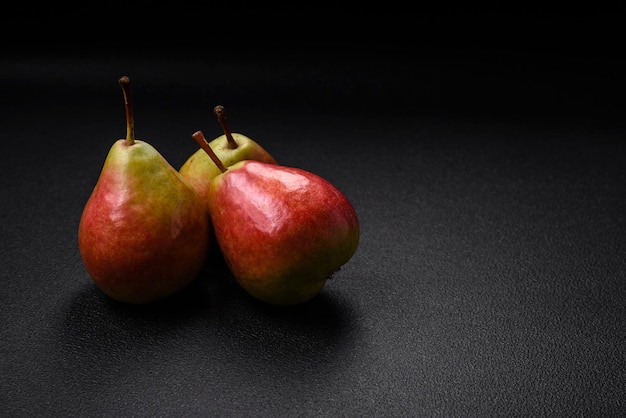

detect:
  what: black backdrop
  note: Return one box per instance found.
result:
[2,7,626,417]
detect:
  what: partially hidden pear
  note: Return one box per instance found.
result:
[180,105,276,208]
[77,76,211,304]
[191,130,359,305]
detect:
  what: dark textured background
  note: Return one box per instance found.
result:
[2,7,626,417]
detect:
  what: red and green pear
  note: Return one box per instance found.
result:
[191,130,359,305]
[77,76,211,304]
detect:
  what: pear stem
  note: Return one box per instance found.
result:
[118,76,135,145]
[214,105,238,150]
[192,131,228,173]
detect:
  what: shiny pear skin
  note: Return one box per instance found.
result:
[78,139,211,304]
[179,133,276,208]
[207,160,359,305]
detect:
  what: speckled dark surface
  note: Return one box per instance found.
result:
[2,10,625,417]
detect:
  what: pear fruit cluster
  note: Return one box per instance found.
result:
[78,76,360,306]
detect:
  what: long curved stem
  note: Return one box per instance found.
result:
[118,76,135,145]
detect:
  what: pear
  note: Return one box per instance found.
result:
[191,131,359,305]
[77,76,211,304]
[179,105,276,208]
